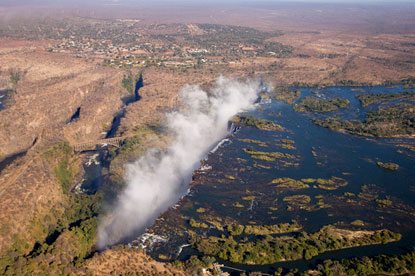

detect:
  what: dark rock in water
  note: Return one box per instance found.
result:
[228,122,240,134]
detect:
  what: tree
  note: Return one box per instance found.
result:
[10,71,21,86]
[121,74,134,93]
[304,246,318,260]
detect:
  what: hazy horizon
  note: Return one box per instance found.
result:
[2,0,415,6]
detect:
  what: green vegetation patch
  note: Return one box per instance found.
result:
[294,96,350,113]
[377,162,399,171]
[190,219,209,229]
[239,139,267,147]
[311,251,415,275]
[283,195,312,211]
[273,87,301,104]
[376,197,393,207]
[9,71,22,86]
[44,141,73,158]
[244,223,301,235]
[232,115,284,131]
[241,195,256,201]
[253,163,272,169]
[225,175,236,180]
[44,142,77,193]
[192,221,301,236]
[315,195,331,209]
[271,176,347,191]
[314,103,415,137]
[1,142,101,274]
[357,92,415,107]
[121,71,142,93]
[54,160,74,193]
[244,148,295,162]
[109,125,162,184]
[233,202,244,208]
[277,138,296,150]
[271,177,309,190]
[190,225,401,265]
[2,218,98,274]
[314,177,348,190]
[351,220,365,226]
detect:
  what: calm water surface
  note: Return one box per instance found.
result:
[138,86,415,272]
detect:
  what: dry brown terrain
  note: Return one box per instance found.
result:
[120,67,219,135]
[83,247,186,275]
[267,32,415,85]
[0,39,128,156]
[0,40,132,257]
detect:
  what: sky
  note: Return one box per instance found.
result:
[1,0,414,11]
[2,0,415,5]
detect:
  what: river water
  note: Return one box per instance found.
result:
[79,75,143,193]
[134,85,415,273]
[0,89,11,111]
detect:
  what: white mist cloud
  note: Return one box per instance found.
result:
[98,76,259,248]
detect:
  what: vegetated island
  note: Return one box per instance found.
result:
[310,91,415,138]
[376,161,400,171]
[231,115,284,131]
[294,96,350,113]
[189,223,401,265]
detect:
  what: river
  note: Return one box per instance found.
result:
[135,85,415,273]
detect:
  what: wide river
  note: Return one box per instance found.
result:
[134,85,415,273]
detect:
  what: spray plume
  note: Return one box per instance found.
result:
[98,77,259,248]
